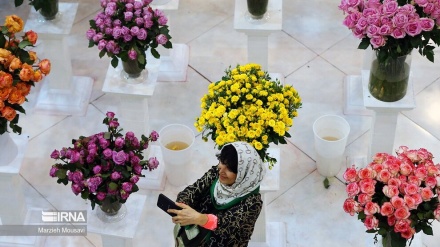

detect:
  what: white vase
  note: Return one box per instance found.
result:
[0,133,18,166]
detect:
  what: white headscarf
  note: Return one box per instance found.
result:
[213,142,266,206]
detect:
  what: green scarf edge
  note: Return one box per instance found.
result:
[209,178,260,210]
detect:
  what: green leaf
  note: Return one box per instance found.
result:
[323,177,330,189]
[18,40,32,49]
[111,57,119,68]
[56,169,67,179]
[14,0,24,7]
[358,38,370,50]
[422,225,433,235]
[150,48,160,59]
[108,182,118,190]
[81,191,89,200]
[0,34,5,48]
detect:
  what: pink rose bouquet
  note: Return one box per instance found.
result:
[338,0,440,63]
[343,146,440,247]
[86,0,172,70]
[49,112,159,210]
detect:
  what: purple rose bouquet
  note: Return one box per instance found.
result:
[86,0,172,70]
[49,112,160,210]
[338,0,440,63]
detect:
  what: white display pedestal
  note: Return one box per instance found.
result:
[234,0,282,70]
[361,70,416,161]
[87,194,146,247]
[151,0,189,82]
[25,3,93,116]
[0,134,28,225]
[137,145,166,191]
[249,148,286,247]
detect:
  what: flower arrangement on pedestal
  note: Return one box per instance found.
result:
[86,0,172,72]
[0,15,51,135]
[338,0,440,63]
[343,146,440,247]
[49,112,160,210]
[194,63,302,168]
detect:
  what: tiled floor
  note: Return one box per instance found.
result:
[1,0,440,246]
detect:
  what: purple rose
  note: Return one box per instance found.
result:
[105,27,113,35]
[148,157,159,170]
[134,10,142,17]
[112,27,123,39]
[120,190,129,200]
[378,24,392,36]
[130,155,141,166]
[104,17,112,27]
[60,148,67,158]
[49,166,58,177]
[115,137,125,148]
[113,19,122,27]
[70,171,84,184]
[144,19,153,29]
[93,165,102,174]
[134,1,143,9]
[123,34,133,42]
[103,148,113,159]
[87,177,103,193]
[112,150,127,165]
[370,35,386,48]
[419,18,434,32]
[86,155,95,163]
[156,34,168,45]
[393,13,409,28]
[143,7,153,18]
[97,192,106,201]
[133,164,143,175]
[130,26,140,36]
[124,11,134,21]
[50,150,60,159]
[106,40,118,53]
[154,9,164,17]
[110,171,122,180]
[99,137,110,149]
[98,39,107,50]
[122,182,133,192]
[125,3,134,11]
[100,0,107,8]
[106,111,115,119]
[135,17,144,26]
[150,130,159,141]
[125,131,135,141]
[109,119,119,128]
[130,137,140,148]
[143,0,153,5]
[158,16,168,25]
[382,0,398,16]
[70,151,81,163]
[71,183,83,195]
[86,29,96,40]
[366,25,379,38]
[95,18,104,27]
[130,175,139,183]
[137,28,147,40]
[121,26,130,36]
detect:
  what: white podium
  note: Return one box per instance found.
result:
[234,0,282,70]
[361,70,416,161]
[151,0,189,82]
[87,194,146,247]
[249,147,286,247]
[24,3,93,116]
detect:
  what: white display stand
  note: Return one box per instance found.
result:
[362,70,416,161]
[249,148,286,247]
[234,0,282,70]
[25,3,93,116]
[151,0,189,82]
[137,145,166,191]
[0,134,28,225]
[87,194,146,247]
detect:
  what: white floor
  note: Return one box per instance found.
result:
[1,0,440,246]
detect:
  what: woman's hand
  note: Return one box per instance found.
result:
[168,202,208,226]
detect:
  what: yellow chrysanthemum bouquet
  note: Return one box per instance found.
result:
[195,63,302,168]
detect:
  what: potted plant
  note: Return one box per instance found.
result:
[14,0,59,20]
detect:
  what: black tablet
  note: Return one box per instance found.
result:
[157,193,182,217]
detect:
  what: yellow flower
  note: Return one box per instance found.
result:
[253,141,263,151]
[246,94,253,100]
[4,15,24,33]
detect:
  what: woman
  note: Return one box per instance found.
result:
[168,141,266,246]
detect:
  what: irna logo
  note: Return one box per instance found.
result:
[41,211,87,223]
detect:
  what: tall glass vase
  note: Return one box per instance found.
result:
[368,51,412,102]
[39,0,59,21]
[247,0,269,20]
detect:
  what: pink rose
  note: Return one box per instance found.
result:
[114,137,125,148]
[380,202,395,216]
[50,150,60,159]
[364,215,379,230]
[394,219,411,232]
[401,227,415,240]
[346,182,360,197]
[130,175,140,183]
[122,182,133,192]
[419,17,435,31]
[414,166,428,180]
[434,205,440,221]
[120,190,130,200]
[404,21,422,37]
[71,183,83,195]
[391,28,406,39]
[359,167,375,179]
[403,195,417,209]
[366,25,380,38]
[420,187,434,201]
[394,206,410,220]
[97,192,106,201]
[387,215,396,226]
[110,171,122,181]
[387,178,401,187]
[391,196,405,208]
[103,148,113,159]
[49,166,58,177]
[425,176,437,188]
[427,164,439,176]
[377,169,392,183]
[359,178,376,195]
[407,175,421,186]
[344,198,362,216]
[357,193,372,205]
[403,183,419,195]
[370,36,386,48]
[383,185,399,198]
[343,166,358,182]
[364,201,380,215]
[150,130,159,141]
[382,0,398,16]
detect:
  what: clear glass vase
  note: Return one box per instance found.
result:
[368,51,412,102]
[247,0,269,19]
[39,0,59,21]
[96,197,127,223]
